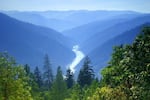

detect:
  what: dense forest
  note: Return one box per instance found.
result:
[0,27,150,100]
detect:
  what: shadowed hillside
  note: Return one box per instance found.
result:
[0,13,75,72]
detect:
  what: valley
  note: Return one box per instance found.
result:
[1,0,150,99]
[0,10,150,76]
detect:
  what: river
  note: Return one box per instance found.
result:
[68,45,85,73]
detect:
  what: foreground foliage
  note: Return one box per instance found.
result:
[89,27,150,100]
[0,53,33,100]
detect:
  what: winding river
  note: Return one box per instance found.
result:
[68,45,85,73]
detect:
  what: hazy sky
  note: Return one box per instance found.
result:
[0,0,150,12]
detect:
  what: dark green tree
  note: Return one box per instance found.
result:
[100,27,150,99]
[120,27,150,99]
[50,66,67,100]
[77,56,95,87]
[65,68,74,88]
[34,66,43,88]
[24,64,36,88]
[24,64,31,76]
[101,45,126,87]
[43,54,53,90]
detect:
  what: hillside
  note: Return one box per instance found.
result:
[81,14,150,53]
[63,12,141,43]
[0,13,75,71]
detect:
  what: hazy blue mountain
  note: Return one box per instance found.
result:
[0,13,75,72]
[81,14,150,53]
[63,13,141,43]
[35,10,139,25]
[48,10,139,26]
[3,10,140,32]
[3,11,76,31]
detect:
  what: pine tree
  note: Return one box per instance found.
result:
[77,56,95,87]
[34,66,43,88]
[24,64,36,89]
[24,64,30,76]
[65,68,74,88]
[43,54,53,90]
[50,66,67,100]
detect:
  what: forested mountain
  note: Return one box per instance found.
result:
[63,12,141,43]
[81,14,150,53]
[0,13,75,71]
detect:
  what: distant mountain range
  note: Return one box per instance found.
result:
[0,10,150,77]
[63,12,141,44]
[81,14,150,53]
[2,10,140,32]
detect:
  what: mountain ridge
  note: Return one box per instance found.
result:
[0,12,75,72]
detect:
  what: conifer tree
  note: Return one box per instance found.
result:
[65,68,74,88]
[24,64,31,76]
[77,56,95,87]
[34,66,43,88]
[43,54,53,90]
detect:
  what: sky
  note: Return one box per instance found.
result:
[0,0,150,13]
